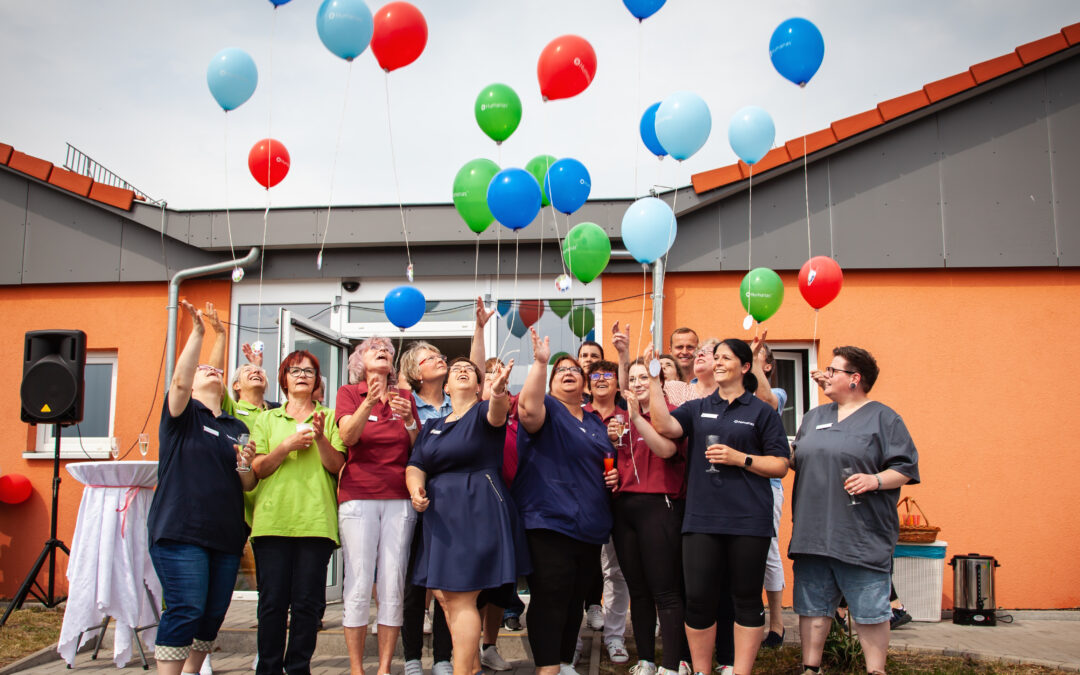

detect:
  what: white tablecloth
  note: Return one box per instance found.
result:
[58,461,161,667]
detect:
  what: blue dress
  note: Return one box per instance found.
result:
[407,400,531,591]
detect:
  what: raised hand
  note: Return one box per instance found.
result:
[642,342,656,369]
[312,411,327,439]
[490,359,514,395]
[750,329,768,359]
[242,343,264,367]
[204,302,226,335]
[180,299,204,332]
[623,390,640,419]
[529,327,551,364]
[475,296,496,328]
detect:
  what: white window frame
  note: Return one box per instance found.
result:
[770,341,819,440]
[25,351,118,460]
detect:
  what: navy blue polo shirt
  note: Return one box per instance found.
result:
[148,394,251,554]
[512,395,613,545]
[672,390,790,537]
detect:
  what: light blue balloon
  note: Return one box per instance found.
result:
[384,285,425,329]
[728,105,775,165]
[621,197,676,264]
[316,0,373,62]
[543,158,591,215]
[206,48,258,112]
[770,18,825,86]
[622,0,666,20]
[654,91,711,161]
[639,102,666,158]
[487,168,541,231]
[506,309,529,338]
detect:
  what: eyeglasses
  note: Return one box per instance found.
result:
[825,366,857,378]
[589,372,615,381]
[555,366,583,374]
[240,365,265,375]
[369,344,393,354]
[449,364,475,375]
[287,367,316,378]
[420,354,447,366]
[196,364,223,376]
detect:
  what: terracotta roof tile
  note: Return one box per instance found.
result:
[738,147,792,176]
[831,108,884,140]
[923,71,977,102]
[969,53,1024,84]
[1063,23,1080,46]
[1016,34,1069,64]
[48,167,93,197]
[88,182,135,210]
[784,128,838,160]
[877,90,931,121]
[692,164,745,193]
[8,151,53,181]
[0,143,11,165]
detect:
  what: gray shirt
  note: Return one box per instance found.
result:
[788,400,920,572]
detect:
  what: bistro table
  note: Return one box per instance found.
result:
[58,461,161,668]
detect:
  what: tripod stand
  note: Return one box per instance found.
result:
[0,428,69,627]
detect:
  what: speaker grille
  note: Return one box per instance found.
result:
[20,356,78,421]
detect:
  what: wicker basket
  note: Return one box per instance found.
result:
[897,496,940,543]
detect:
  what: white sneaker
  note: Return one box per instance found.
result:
[404,660,423,675]
[714,666,734,675]
[559,664,578,675]
[480,645,511,671]
[605,638,630,664]
[200,654,212,675]
[678,661,691,675]
[423,609,433,634]
[586,604,604,631]
[433,661,453,675]
[657,667,680,675]
[630,660,657,675]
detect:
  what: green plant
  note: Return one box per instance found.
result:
[822,614,864,671]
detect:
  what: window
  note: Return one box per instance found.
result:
[26,352,118,459]
[492,299,599,393]
[236,303,331,396]
[771,347,817,438]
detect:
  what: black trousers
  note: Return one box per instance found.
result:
[525,529,601,667]
[402,516,452,663]
[683,532,770,630]
[252,536,335,675]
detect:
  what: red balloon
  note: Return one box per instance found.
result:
[248,138,290,189]
[798,256,843,309]
[537,35,597,101]
[0,473,32,504]
[518,299,545,327]
[371,2,428,72]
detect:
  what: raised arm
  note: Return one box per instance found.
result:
[624,390,679,459]
[337,379,383,447]
[642,344,684,439]
[750,331,778,410]
[611,321,630,392]
[517,328,550,434]
[169,300,205,418]
[204,303,228,373]
[470,296,495,371]
[486,359,514,427]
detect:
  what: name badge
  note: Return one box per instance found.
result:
[369,414,379,422]
[235,409,249,416]
[430,429,442,435]
[816,423,833,430]
[700,412,718,419]
[203,426,219,437]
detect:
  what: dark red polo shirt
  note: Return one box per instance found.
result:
[335,381,420,501]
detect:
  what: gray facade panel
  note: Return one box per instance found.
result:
[1046,58,1080,265]
[828,120,945,269]
[186,212,214,248]
[0,172,28,284]
[939,74,1057,267]
[22,184,122,283]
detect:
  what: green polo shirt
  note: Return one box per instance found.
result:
[250,402,347,544]
[220,396,280,525]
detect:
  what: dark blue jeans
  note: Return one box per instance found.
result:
[150,540,241,649]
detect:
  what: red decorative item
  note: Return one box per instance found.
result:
[371,2,428,72]
[248,138,291,189]
[798,256,843,309]
[518,300,544,327]
[0,473,32,504]
[537,35,597,101]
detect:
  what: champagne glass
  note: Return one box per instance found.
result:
[387,386,402,420]
[841,467,861,506]
[138,433,150,458]
[236,433,252,473]
[705,434,721,474]
[109,437,120,460]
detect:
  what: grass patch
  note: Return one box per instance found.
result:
[0,606,65,668]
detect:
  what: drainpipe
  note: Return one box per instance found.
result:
[165,248,260,387]
[652,258,664,353]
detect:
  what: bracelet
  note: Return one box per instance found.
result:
[875,473,883,491]
[404,418,417,431]
[491,389,509,398]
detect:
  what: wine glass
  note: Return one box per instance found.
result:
[387,386,402,420]
[841,467,861,506]
[138,433,150,458]
[109,437,120,460]
[236,433,252,473]
[705,434,721,474]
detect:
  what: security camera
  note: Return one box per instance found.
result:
[341,280,360,293]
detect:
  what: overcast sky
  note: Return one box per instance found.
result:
[1,1,1076,211]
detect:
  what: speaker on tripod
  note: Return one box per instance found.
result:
[1,330,86,627]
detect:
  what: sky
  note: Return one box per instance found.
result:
[1,1,1076,211]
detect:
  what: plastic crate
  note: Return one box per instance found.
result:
[892,540,947,622]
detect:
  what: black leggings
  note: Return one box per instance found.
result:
[402,517,451,663]
[525,529,601,667]
[612,494,686,669]
[683,532,770,629]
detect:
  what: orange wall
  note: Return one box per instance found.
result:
[0,281,230,599]
[602,268,1080,609]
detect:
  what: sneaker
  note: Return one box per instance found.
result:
[605,638,630,664]
[762,628,785,648]
[503,615,522,631]
[480,645,511,671]
[572,644,582,667]
[586,604,604,631]
[424,609,434,634]
[657,668,679,675]
[890,606,912,629]
[678,661,692,675]
[200,654,212,675]
[630,661,657,675]
[404,660,423,675]
[714,666,734,675]
[433,661,453,675]
[559,664,578,675]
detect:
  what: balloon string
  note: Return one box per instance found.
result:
[633,19,643,199]
[495,224,501,304]
[473,236,480,303]
[317,62,354,268]
[660,176,680,274]
[803,91,811,260]
[268,8,276,141]
[747,165,754,271]
[383,72,413,273]
[497,233,521,361]
[637,263,646,358]
[257,195,270,336]
[542,103,568,277]
[223,113,235,266]
[813,308,819,344]
[537,207,544,304]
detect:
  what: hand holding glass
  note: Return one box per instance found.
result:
[705,434,721,474]
[841,466,860,506]
[236,434,252,473]
[388,386,402,420]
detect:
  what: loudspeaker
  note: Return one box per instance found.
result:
[21,330,86,425]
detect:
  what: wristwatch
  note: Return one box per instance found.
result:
[404,418,417,431]
[743,455,753,467]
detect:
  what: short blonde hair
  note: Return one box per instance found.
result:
[399,341,442,390]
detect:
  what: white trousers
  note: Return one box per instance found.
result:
[763,483,786,593]
[601,537,629,643]
[339,499,417,627]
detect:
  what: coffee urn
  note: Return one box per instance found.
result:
[949,553,1000,625]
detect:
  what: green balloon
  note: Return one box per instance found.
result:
[568,306,595,338]
[739,267,785,322]
[452,158,500,234]
[526,154,556,207]
[548,351,571,365]
[548,298,572,318]
[475,83,522,144]
[562,222,611,284]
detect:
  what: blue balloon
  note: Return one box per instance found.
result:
[543,158,591,215]
[269,0,292,5]
[622,0,666,20]
[384,285,425,329]
[487,168,541,231]
[654,91,711,161]
[770,18,824,86]
[316,0,374,62]
[497,299,512,316]
[728,105,775,165]
[206,48,258,112]
[584,329,595,342]
[621,197,676,264]
[506,310,529,338]
[639,102,667,158]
